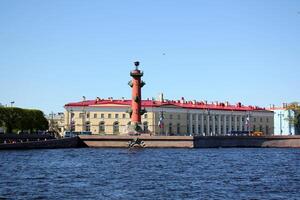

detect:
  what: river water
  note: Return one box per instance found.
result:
[0,148,299,200]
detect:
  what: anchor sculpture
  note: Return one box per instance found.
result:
[128,138,146,148]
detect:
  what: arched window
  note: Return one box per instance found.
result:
[99,121,105,134]
[70,121,75,132]
[177,123,180,134]
[113,122,119,134]
[266,125,269,135]
[85,121,90,132]
[143,121,148,132]
[169,123,173,135]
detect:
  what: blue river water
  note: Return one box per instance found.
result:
[0,148,299,200]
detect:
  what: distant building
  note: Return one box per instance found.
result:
[64,96,274,136]
[269,104,299,135]
[46,112,65,136]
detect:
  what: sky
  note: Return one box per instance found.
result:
[0,0,299,114]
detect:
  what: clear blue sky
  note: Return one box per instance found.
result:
[1,0,299,114]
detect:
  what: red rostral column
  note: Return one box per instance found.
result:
[128,61,146,131]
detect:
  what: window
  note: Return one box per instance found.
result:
[144,114,148,119]
[169,123,173,135]
[79,113,84,118]
[254,118,256,122]
[108,114,111,118]
[71,121,75,132]
[253,125,256,131]
[177,123,180,134]
[122,114,126,118]
[259,125,263,132]
[115,114,119,119]
[101,114,104,118]
[71,113,75,118]
[266,125,269,135]
[143,121,148,132]
[178,115,180,120]
[266,118,269,123]
[169,114,173,119]
[113,122,119,134]
[85,121,90,132]
[192,125,195,134]
[99,121,105,133]
[86,113,90,118]
[94,114,97,118]
[260,118,263,123]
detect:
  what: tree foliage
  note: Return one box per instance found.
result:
[0,107,49,133]
[286,102,300,134]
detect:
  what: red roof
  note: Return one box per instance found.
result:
[65,99,268,111]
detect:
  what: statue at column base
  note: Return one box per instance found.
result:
[126,122,143,135]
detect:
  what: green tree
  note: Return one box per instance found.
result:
[0,107,23,133]
[0,107,49,133]
[287,102,300,134]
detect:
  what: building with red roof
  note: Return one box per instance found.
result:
[64,95,274,136]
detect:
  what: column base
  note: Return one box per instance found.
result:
[126,122,143,135]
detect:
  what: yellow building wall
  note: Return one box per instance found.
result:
[64,110,156,135]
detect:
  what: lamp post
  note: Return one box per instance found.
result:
[206,109,210,136]
[69,109,73,132]
[10,101,15,107]
[159,110,165,136]
[246,111,252,136]
[278,112,284,135]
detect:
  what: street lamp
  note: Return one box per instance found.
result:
[246,111,252,136]
[10,101,15,107]
[278,112,284,135]
[206,109,210,136]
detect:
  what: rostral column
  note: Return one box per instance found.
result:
[127,61,146,133]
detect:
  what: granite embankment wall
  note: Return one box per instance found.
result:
[0,137,79,150]
[79,135,194,148]
[0,134,55,142]
[194,136,300,148]
[79,135,300,148]
[1,135,300,149]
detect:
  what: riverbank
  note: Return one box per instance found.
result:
[0,135,300,149]
[0,137,79,150]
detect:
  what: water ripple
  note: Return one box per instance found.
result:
[0,148,299,199]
